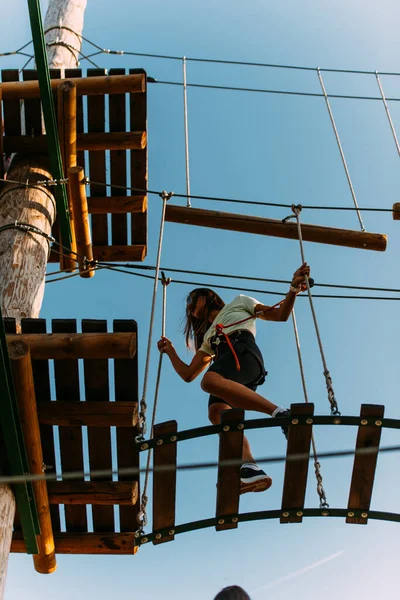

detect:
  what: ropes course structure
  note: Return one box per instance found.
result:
[2,24,400,577]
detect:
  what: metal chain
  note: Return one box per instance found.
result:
[137,192,173,440]
[291,310,329,508]
[287,204,340,416]
[137,272,172,533]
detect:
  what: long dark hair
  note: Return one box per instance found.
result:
[184,288,225,351]
[214,586,251,600]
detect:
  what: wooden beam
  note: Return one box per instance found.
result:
[393,203,400,220]
[58,80,78,273]
[165,205,388,252]
[87,195,147,214]
[216,409,244,532]
[3,131,146,154]
[1,73,145,100]
[47,482,138,505]
[346,404,385,525]
[7,332,136,359]
[11,532,138,555]
[38,401,138,427]
[152,421,177,545]
[92,245,147,262]
[281,403,314,524]
[0,91,4,187]
[68,166,95,278]
[9,340,56,575]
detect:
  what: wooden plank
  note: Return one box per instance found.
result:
[81,320,114,532]
[3,132,146,154]
[52,319,87,533]
[92,245,146,262]
[215,409,244,532]
[12,532,139,555]
[0,90,4,186]
[1,73,145,100]
[129,68,147,252]
[22,70,42,136]
[38,401,138,427]
[165,205,388,252]
[152,420,177,544]
[87,69,108,247]
[346,404,385,525]
[7,331,136,359]
[65,69,84,171]
[281,403,314,524]
[88,195,147,214]
[113,319,140,531]
[393,203,400,220]
[47,481,138,506]
[20,319,61,532]
[2,70,21,137]
[109,68,128,246]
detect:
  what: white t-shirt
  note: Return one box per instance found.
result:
[199,294,261,357]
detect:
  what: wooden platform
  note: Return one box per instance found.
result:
[4,317,140,558]
[1,68,148,264]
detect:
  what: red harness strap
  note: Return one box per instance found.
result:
[214,299,285,371]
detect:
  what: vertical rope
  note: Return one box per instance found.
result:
[375,72,400,157]
[317,68,365,232]
[291,309,329,508]
[291,204,340,416]
[137,274,172,532]
[182,57,192,208]
[137,192,172,439]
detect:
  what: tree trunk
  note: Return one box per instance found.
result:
[0,0,87,590]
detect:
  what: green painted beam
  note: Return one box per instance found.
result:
[0,308,39,554]
[26,0,72,250]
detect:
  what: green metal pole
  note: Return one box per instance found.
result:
[26,0,72,250]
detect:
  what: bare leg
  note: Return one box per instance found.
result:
[202,372,278,415]
[209,402,255,463]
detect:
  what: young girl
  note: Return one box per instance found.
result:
[157,263,310,493]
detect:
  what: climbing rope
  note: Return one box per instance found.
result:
[137,272,172,533]
[291,309,329,508]
[285,204,340,415]
[137,191,173,439]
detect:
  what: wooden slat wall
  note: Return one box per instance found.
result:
[87,69,108,246]
[129,68,147,251]
[346,404,385,525]
[20,318,61,532]
[215,409,244,532]
[109,68,128,245]
[2,70,21,137]
[152,420,177,544]
[113,319,140,530]
[281,403,314,524]
[52,319,87,532]
[81,320,114,531]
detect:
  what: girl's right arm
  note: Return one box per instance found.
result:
[157,336,212,382]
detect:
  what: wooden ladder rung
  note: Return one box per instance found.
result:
[215,409,244,532]
[38,401,138,427]
[281,403,314,524]
[152,420,177,545]
[47,481,138,505]
[346,404,385,524]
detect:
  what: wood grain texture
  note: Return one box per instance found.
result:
[0,486,16,598]
[129,68,147,251]
[153,421,177,544]
[281,403,314,524]
[216,409,244,531]
[346,404,385,525]
[47,482,138,506]
[12,532,139,555]
[38,401,138,427]
[165,205,388,252]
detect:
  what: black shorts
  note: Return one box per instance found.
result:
[207,330,267,408]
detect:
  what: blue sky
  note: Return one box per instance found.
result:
[3,0,400,598]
